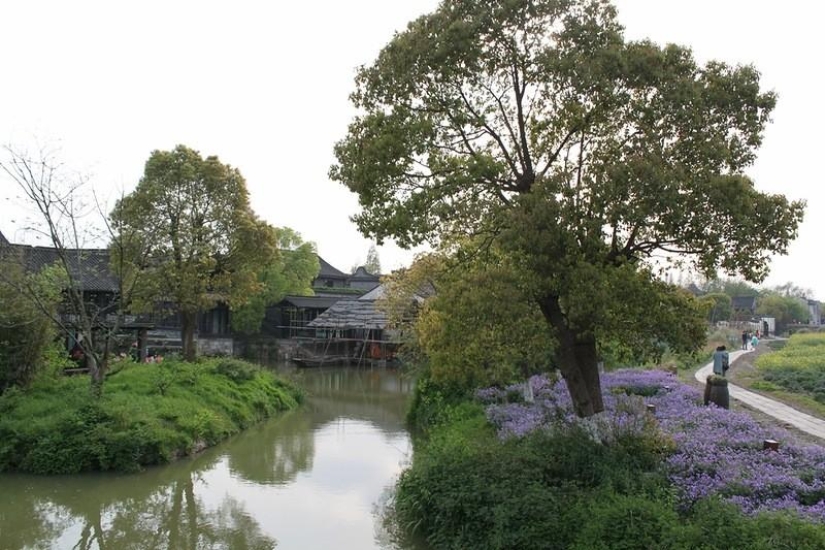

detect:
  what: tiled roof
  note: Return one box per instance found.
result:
[280,295,342,310]
[308,283,427,329]
[350,266,380,281]
[308,298,388,330]
[317,256,348,279]
[1,241,119,292]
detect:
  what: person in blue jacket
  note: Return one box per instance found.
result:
[712,345,730,376]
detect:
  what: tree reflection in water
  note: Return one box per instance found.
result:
[0,451,277,550]
[227,410,315,486]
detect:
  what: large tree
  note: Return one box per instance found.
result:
[330,0,804,416]
[113,145,275,361]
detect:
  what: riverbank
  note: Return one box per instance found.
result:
[0,357,303,474]
[393,370,825,549]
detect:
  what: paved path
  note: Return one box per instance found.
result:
[695,348,825,440]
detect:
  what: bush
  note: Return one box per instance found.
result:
[568,492,682,550]
[395,410,672,550]
[213,357,259,383]
[395,422,572,550]
[0,357,301,474]
[405,371,473,434]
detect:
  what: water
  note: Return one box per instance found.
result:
[0,366,418,550]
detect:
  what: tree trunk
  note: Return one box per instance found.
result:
[181,311,197,362]
[538,295,604,417]
[88,354,104,399]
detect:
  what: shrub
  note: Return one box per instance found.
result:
[395,423,573,550]
[568,492,681,550]
[406,371,473,433]
[213,358,259,382]
[0,358,301,473]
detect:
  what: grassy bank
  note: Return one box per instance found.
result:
[393,371,825,549]
[0,357,302,474]
[730,334,825,419]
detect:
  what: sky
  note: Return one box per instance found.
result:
[0,1,822,297]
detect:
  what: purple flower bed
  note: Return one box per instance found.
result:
[478,370,825,520]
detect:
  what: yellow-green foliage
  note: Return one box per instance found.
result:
[757,334,825,369]
[756,334,825,400]
[0,358,302,474]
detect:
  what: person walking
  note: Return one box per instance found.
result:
[713,345,730,376]
[741,330,749,351]
[751,333,759,350]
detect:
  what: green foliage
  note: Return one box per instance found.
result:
[0,259,62,392]
[331,0,803,416]
[394,389,825,550]
[405,370,476,434]
[568,492,682,550]
[111,145,281,359]
[395,407,672,550]
[412,250,556,389]
[213,357,259,383]
[703,277,760,298]
[0,358,301,474]
[750,380,782,392]
[757,292,810,333]
[231,227,319,335]
[756,333,825,401]
[700,292,733,323]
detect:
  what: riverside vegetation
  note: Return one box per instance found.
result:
[0,357,302,474]
[393,369,825,550]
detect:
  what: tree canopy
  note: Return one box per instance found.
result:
[331,0,804,416]
[757,293,809,333]
[113,145,278,360]
[231,227,319,335]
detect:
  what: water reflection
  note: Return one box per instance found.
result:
[0,452,277,549]
[0,367,415,550]
[227,411,315,486]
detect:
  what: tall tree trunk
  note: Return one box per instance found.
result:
[538,294,604,417]
[181,311,197,362]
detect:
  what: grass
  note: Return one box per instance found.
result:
[0,357,302,474]
[729,334,825,419]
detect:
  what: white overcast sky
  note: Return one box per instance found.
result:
[1,1,822,297]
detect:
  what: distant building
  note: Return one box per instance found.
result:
[0,230,379,357]
[731,295,758,322]
[808,299,822,325]
[313,259,380,294]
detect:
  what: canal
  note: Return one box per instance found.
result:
[0,366,418,549]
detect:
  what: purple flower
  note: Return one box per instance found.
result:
[478,369,825,521]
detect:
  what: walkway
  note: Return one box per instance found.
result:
[695,348,825,440]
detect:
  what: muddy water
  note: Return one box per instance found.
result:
[0,366,418,550]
